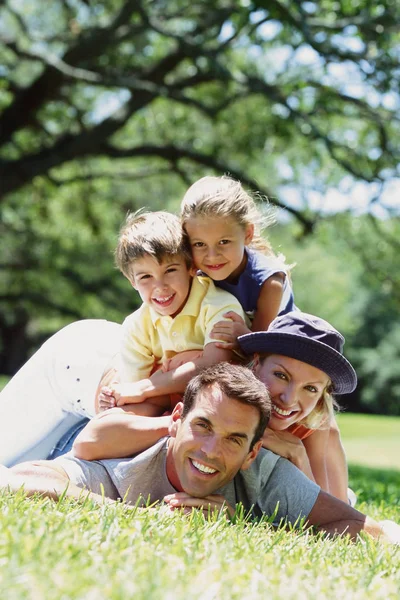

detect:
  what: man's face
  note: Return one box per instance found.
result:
[166,385,262,498]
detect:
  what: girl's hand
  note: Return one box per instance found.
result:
[210,311,251,350]
[163,492,235,519]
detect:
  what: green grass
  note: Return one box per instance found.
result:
[338,413,400,471]
[0,414,399,599]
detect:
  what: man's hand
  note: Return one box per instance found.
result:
[163,492,234,518]
[210,311,251,350]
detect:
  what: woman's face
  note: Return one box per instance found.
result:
[254,355,330,431]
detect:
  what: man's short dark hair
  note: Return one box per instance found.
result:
[182,363,271,449]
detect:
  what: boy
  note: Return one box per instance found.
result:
[99,210,248,414]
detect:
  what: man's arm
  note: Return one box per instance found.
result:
[307,490,397,542]
[0,461,115,506]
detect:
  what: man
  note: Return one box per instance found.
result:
[0,364,398,543]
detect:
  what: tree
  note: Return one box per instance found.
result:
[0,0,399,376]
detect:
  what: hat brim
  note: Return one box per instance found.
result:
[238,332,357,395]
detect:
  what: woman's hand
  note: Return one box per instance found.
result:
[210,312,251,350]
[262,428,315,481]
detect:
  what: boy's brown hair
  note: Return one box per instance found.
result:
[116,210,192,281]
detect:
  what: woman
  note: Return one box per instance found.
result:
[238,311,357,503]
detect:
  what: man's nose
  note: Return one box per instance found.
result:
[201,436,221,459]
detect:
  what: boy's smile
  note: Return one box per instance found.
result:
[131,255,194,318]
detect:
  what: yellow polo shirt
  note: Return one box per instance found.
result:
[120,276,248,382]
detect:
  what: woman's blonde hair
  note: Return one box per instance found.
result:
[181,175,278,256]
[300,384,339,430]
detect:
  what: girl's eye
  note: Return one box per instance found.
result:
[219,239,230,245]
[192,242,205,248]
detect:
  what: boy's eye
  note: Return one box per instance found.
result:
[139,274,151,280]
[166,268,177,274]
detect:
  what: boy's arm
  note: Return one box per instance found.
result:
[138,343,234,401]
[73,406,170,460]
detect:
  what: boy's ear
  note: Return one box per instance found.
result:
[169,402,184,438]
[245,224,254,245]
[130,278,137,290]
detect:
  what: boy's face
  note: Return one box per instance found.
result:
[131,254,194,317]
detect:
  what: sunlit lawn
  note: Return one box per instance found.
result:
[338,413,400,471]
[0,387,399,599]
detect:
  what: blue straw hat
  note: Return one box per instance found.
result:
[238,311,357,394]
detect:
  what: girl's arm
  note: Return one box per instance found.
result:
[210,273,285,350]
[251,273,285,331]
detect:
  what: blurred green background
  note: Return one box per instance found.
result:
[1,0,399,419]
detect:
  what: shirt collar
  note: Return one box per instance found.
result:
[148,277,207,326]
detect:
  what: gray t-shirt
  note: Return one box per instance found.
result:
[55,438,320,526]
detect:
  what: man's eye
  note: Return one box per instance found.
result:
[228,437,241,446]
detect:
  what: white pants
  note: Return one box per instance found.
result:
[0,320,121,467]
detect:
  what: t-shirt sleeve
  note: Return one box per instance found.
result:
[119,311,155,382]
[258,457,320,526]
[54,454,120,500]
[202,288,250,347]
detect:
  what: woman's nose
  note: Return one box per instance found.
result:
[279,385,297,407]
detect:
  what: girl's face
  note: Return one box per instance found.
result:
[184,215,254,282]
[254,355,329,431]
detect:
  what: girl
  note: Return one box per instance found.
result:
[180,175,295,347]
[238,311,357,503]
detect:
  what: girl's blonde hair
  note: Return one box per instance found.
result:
[180,175,277,256]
